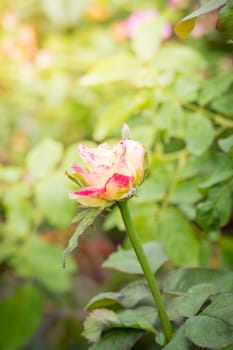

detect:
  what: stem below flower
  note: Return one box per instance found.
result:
[117,200,173,343]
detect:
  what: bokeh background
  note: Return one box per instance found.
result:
[0,0,232,349]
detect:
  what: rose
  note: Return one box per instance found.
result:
[68,139,145,207]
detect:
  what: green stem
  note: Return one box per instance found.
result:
[117,201,173,343]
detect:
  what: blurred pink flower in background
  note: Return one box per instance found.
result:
[125,9,172,39]
[168,0,185,9]
[124,9,157,37]
[111,9,172,42]
[1,20,38,60]
[69,139,145,207]
[161,22,173,39]
[1,10,19,29]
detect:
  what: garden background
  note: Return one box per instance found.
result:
[0,0,233,349]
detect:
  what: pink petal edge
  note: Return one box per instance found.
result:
[69,186,105,198]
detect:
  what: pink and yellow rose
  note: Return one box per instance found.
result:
[69,139,145,207]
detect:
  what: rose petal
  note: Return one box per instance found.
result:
[79,143,115,172]
[69,187,106,207]
[72,196,106,207]
[112,141,130,176]
[104,173,133,199]
[124,140,145,184]
[71,163,107,187]
[71,163,86,174]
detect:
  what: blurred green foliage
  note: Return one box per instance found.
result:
[0,0,233,349]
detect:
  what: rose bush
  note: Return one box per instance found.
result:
[69,139,145,207]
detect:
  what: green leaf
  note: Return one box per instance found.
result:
[11,235,75,293]
[185,113,215,156]
[0,284,42,350]
[0,241,17,263]
[196,185,232,231]
[103,206,125,232]
[202,293,233,326]
[102,242,169,274]
[35,172,76,228]
[42,0,87,28]
[93,93,149,141]
[181,153,214,180]
[86,280,152,310]
[3,185,33,238]
[117,306,157,333]
[168,283,216,320]
[199,72,233,105]
[154,207,199,266]
[83,309,121,343]
[63,206,104,267]
[175,0,227,38]
[131,125,156,151]
[155,102,185,139]
[220,236,233,269]
[163,324,191,350]
[0,165,22,183]
[26,139,63,179]
[170,178,203,205]
[135,178,167,203]
[174,76,200,103]
[199,153,233,189]
[80,53,141,86]
[218,134,233,153]
[175,18,197,39]
[155,332,165,346]
[185,315,233,349]
[217,1,233,38]
[161,268,233,293]
[130,203,160,242]
[210,95,233,117]
[178,204,196,220]
[86,292,123,310]
[88,329,142,350]
[84,305,156,341]
[141,160,171,202]
[131,19,163,62]
[154,43,206,72]
[219,345,233,350]
[116,280,153,308]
